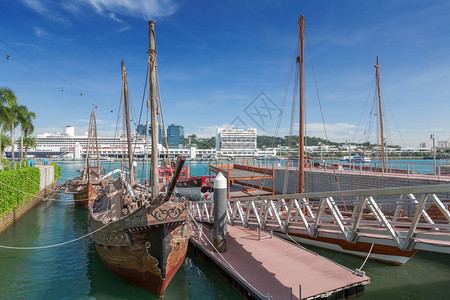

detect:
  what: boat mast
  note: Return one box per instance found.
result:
[148,21,159,199]
[375,56,386,172]
[298,15,305,194]
[121,61,135,185]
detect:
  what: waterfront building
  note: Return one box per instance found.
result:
[215,127,261,157]
[167,124,184,146]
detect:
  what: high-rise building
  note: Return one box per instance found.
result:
[167,124,184,146]
[136,122,165,144]
[215,127,257,157]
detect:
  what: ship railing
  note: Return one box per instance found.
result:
[189,184,450,253]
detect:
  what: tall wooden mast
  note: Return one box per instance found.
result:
[121,61,134,185]
[83,105,101,181]
[148,21,159,198]
[375,56,386,172]
[298,15,305,193]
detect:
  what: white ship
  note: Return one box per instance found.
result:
[6,126,192,160]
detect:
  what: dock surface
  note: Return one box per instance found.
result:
[190,224,369,299]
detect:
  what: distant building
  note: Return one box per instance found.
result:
[216,127,257,157]
[419,142,427,148]
[438,141,449,149]
[136,122,165,144]
[167,124,184,146]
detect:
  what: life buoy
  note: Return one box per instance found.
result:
[243,159,246,164]
[287,161,291,167]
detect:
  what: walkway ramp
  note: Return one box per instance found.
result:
[190,224,369,299]
[191,183,450,265]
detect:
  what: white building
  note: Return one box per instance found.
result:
[216,127,258,157]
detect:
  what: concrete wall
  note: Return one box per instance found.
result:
[0,165,57,234]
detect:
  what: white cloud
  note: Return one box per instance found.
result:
[33,27,51,39]
[85,0,178,19]
[22,0,178,22]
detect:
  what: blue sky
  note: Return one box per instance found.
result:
[1,0,449,147]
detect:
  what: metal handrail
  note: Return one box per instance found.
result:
[189,184,450,254]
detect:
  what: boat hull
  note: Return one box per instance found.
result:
[281,232,417,265]
[94,229,188,297]
[89,201,190,297]
[73,183,98,209]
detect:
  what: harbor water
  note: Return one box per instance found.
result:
[0,161,448,299]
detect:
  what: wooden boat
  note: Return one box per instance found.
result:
[65,107,104,209]
[275,16,416,265]
[88,21,190,297]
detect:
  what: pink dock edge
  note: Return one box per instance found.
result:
[190,224,370,299]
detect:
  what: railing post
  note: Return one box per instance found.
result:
[214,172,227,253]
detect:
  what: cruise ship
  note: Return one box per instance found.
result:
[6,126,172,159]
[6,126,275,160]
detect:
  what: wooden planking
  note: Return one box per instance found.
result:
[190,224,369,299]
[209,164,273,180]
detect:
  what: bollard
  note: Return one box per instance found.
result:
[213,172,227,253]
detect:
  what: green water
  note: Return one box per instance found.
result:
[0,161,448,299]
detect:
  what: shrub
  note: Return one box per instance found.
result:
[0,167,40,216]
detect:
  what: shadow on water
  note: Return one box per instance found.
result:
[297,243,450,300]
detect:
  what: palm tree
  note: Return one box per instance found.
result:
[0,133,11,160]
[3,103,22,162]
[17,106,36,162]
[0,87,17,161]
[23,136,37,158]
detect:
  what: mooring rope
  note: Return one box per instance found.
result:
[0,222,110,250]
[358,243,375,270]
[0,179,91,202]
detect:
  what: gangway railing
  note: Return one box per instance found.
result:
[189,184,450,253]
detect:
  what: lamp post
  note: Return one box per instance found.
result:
[318,142,323,164]
[430,134,436,175]
[347,140,351,162]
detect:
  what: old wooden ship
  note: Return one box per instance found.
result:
[88,21,190,298]
[275,16,417,265]
[65,107,104,209]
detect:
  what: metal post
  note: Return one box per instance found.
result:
[430,134,436,175]
[214,172,227,252]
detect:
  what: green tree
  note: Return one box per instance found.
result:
[0,133,11,159]
[3,103,23,162]
[0,87,17,161]
[17,106,36,162]
[23,136,37,158]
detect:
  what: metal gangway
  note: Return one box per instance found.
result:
[189,184,450,254]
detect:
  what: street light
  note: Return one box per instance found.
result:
[346,140,351,162]
[318,142,323,165]
[430,134,436,175]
